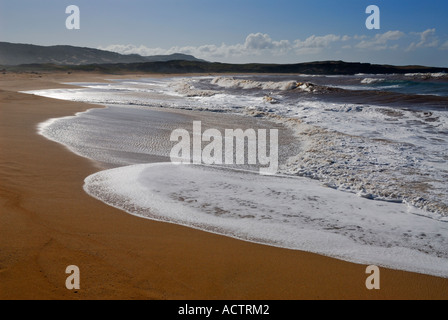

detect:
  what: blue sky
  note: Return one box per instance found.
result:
[1,0,448,66]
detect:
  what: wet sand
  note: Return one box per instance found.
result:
[0,72,447,300]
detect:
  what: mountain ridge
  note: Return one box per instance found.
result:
[8,60,445,75]
[1,42,447,75]
[0,42,205,65]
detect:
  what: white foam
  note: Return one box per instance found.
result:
[84,163,448,278]
[405,72,447,78]
[23,76,448,277]
[24,76,448,217]
[361,78,385,84]
[270,100,448,217]
[211,76,300,91]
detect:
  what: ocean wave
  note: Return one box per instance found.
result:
[23,75,448,278]
[170,78,219,97]
[25,76,448,219]
[243,101,448,219]
[210,76,311,92]
[361,78,385,84]
[404,72,448,79]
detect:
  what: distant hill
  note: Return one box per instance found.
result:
[1,42,447,75]
[6,60,446,76]
[0,42,205,66]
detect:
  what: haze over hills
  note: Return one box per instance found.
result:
[1,42,447,75]
[0,42,205,66]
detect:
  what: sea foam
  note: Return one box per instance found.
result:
[84,163,448,278]
[25,76,448,217]
[23,75,448,278]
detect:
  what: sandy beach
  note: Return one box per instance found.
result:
[1,71,447,300]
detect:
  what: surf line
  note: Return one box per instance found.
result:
[170,121,279,175]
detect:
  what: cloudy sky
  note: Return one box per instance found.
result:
[1,0,448,66]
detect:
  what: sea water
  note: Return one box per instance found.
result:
[23,73,448,277]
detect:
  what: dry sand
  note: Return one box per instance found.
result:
[0,71,447,300]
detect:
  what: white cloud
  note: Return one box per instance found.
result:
[98,44,166,56]
[441,40,448,50]
[295,34,341,48]
[99,43,243,59]
[407,28,439,51]
[355,30,405,50]
[243,33,290,51]
[100,32,347,60]
[244,33,272,50]
[98,30,446,63]
[99,33,293,60]
[292,34,342,55]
